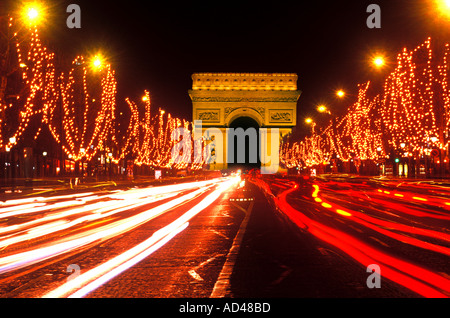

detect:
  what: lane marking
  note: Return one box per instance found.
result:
[210,201,254,298]
[209,229,230,240]
[195,253,225,271]
[229,201,249,213]
[188,269,204,281]
[188,253,225,283]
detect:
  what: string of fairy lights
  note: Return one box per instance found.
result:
[281,38,450,170]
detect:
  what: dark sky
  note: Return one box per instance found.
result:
[9,0,450,135]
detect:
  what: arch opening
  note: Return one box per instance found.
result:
[227,116,260,170]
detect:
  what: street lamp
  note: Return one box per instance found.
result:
[90,54,105,71]
[27,7,38,20]
[305,117,314,124]
[93,58,101,68]
[436,0,450,18]
[317,104,331,114]
[372,56,385,68]
[336,90,345,98]
[22,3,45,26]
[42,151,47,176]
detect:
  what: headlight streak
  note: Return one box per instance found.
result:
[43,222,190,298]
[0,178,235,276]
[0,179,227,248]
[43,176,239,298]
[0,191,181,248]
[0,187,208,275]
[253,177,450,298]
[0,192,95,207]
[0,203,47,216]
[0,200,85,220]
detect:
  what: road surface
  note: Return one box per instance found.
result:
[0,174,449,298]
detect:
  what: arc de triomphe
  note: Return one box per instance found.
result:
[189,73,301,171]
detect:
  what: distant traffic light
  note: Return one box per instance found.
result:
[395,158,400,163]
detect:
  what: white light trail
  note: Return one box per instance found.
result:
[43,222,189,298]
[0,178,226,249]
[43,176,239,298]
[0,179,230,275]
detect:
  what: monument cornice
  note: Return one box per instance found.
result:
[188,89,301,103]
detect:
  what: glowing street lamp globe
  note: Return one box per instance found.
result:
[436,0,450,18]
[23,3,44,26]
[336,90,345,98]
[373,56,385,68]
[90,53,107,71]
[92,56,103,70]
[317,105,328,113]
[27,7,39,20]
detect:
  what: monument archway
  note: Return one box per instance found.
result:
[189,73,301,171]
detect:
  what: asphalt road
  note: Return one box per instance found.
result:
[238,174,450,298]
[0,177,244,297]
[0,174,448,299]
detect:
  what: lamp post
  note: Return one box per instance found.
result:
[108,152,113,181]
[315,104,341,173]
[80,148,85,178]
[42,151,47,177]
[317,104,330,115]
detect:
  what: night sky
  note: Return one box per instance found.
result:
[7,0,450,137]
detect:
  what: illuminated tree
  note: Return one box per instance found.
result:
[280,123,331,169]
[45,56,117,165]
[281,38,450,175]
[0,19,55,151]
[122,91,189,170]
[380,38,450,155]
[337,82,384,161]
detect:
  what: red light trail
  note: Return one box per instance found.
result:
[252,176,450,298]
